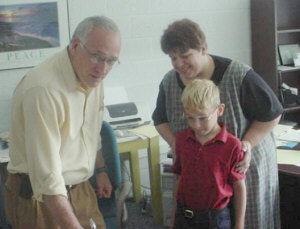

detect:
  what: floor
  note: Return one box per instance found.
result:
[122,199,165,229]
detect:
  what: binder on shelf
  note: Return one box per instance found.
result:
[160,158,173,173]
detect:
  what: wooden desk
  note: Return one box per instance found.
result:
[277,149,300,228]
[118,135,163,223]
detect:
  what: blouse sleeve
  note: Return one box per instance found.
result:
[152,82,168,125]
[240,69,283,122]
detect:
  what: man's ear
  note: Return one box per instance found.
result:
[70,38,80,50]
[217,103,225,116]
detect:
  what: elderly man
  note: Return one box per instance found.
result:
[6,16,121,229]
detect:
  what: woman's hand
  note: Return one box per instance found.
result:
[235,141,252,173]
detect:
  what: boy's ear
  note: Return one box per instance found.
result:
[217,104,225,116]
[200,45,207,55]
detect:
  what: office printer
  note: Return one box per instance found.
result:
[103,102,151,130]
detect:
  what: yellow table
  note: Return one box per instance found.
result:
[117,126,163,223]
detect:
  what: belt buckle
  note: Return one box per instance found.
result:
[66,185,74,191]
[184,209,194,218]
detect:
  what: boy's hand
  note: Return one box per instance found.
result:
[235,141,252,173]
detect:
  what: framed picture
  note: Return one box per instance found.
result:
[0,0,70,71]
[278,44,300,66]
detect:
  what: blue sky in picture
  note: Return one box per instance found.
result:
[0,2,60,52]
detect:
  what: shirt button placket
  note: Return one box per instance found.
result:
[196,146,203,159]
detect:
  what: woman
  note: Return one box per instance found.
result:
[152,19,283,229]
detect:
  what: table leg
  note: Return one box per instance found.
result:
[128,150,142,202]
[147,136,163,223]
[0,163,9,228]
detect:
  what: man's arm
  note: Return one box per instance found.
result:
[43,195,83,229]
[236,115,281,173]
[95,148,112,198]
[232,179,246,229]
[155,123,176,153]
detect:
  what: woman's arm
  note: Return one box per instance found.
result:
[243,115,281,148]
[232,179,246,229]
[236,115,281,173]
[237,70,283,173]
[153,81,177,151]
[155,123,176,153]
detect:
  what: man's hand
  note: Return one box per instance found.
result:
[95,172,112,198]
[43,195,83,229]
[235,141,252,173]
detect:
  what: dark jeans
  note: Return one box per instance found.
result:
[0,173,10,229]
[174,204,231,229]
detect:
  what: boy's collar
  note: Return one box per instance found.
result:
[185,124,228,145]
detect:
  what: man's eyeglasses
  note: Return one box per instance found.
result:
[80,41,119,67]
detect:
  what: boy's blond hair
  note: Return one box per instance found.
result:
[181,79,220,112]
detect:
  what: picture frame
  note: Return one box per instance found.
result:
[278,44,300,66]
[0,0,70,71]
[276,48,281,66]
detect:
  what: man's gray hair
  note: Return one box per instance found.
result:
[71,16,120,44]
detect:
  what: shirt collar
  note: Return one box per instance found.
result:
[185,124,228,145]
[59,48,92,94]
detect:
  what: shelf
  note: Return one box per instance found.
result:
[284,105,300,113]
[252,0,300,120]
[278,65,300,73]
[277,29,300,34]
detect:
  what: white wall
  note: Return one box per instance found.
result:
[0,0,251,190]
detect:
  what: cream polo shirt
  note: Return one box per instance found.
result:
[7,48,104,201]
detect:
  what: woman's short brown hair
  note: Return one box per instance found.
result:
[161,18,206,54]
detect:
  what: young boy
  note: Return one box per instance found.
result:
[171,79,246,229]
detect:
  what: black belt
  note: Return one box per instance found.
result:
[65,184,77,191]
[16,173,77,199]
[177,203,227,219]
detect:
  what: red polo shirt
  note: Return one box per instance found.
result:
[172,125,245,210]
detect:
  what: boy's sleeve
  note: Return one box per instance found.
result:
[229,142,246,184]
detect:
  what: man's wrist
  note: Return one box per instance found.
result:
[95,166,107,174]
